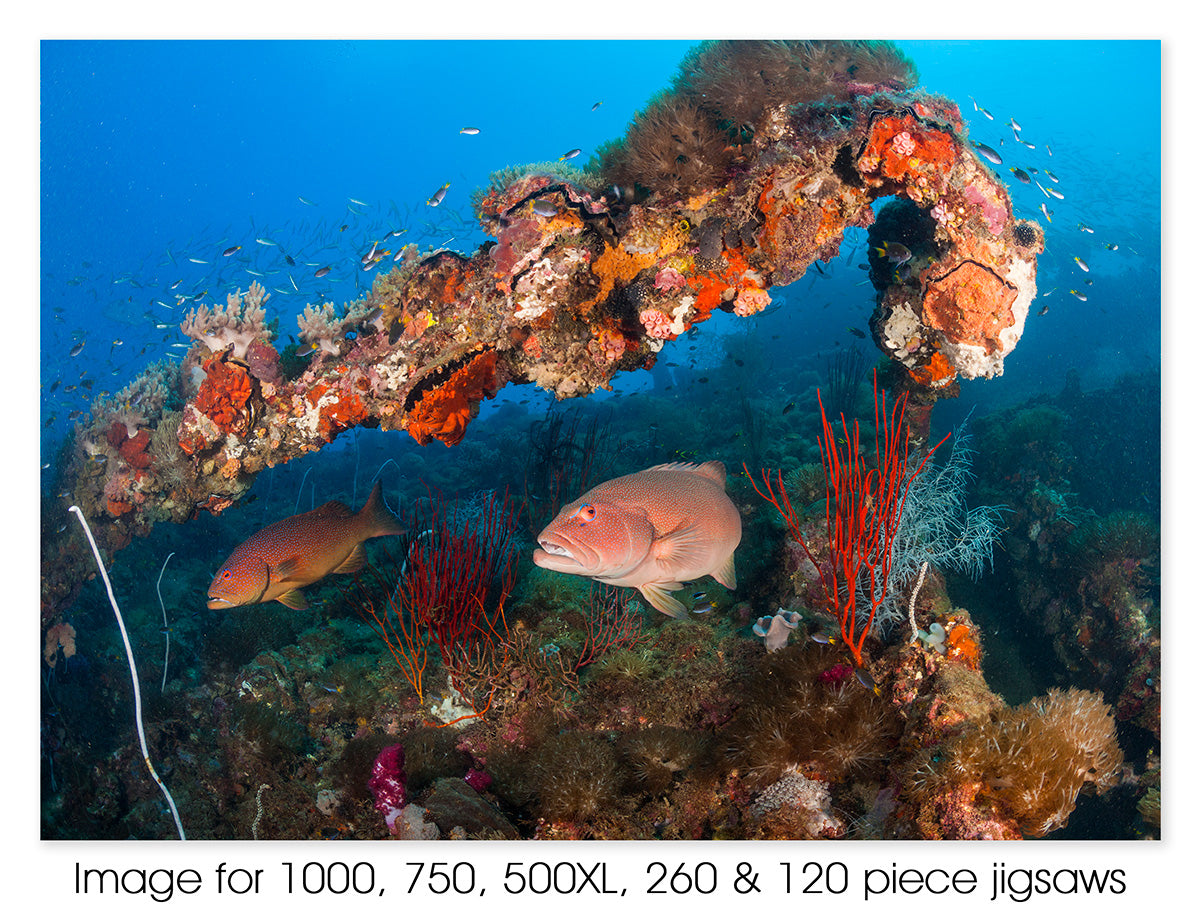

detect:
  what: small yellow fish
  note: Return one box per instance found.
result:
[1074,256,1090,272]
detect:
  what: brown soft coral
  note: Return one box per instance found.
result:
[905,687,1123,838]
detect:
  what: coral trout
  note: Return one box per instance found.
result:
[207,481,403,610]
[533,461,741,619]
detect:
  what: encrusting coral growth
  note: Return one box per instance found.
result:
[44,38,1041,616]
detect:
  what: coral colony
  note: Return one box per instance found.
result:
[41,41,1157,843]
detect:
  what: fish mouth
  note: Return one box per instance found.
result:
[207,595,235,609]
[533,539,587,571]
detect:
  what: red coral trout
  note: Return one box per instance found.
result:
[533,461,741,619]
[207,481,403,610]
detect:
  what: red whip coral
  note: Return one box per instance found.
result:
[405,350,498,447]
[194,355,254,435]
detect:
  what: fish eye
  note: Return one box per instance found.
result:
[220,569,232,580]
[575,504,597,523]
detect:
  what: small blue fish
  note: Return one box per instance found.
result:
[222,245,242,257]
[809,632,836,645]
[691,602,714,614]
[531,198,558,217]
[426,182,450,207]
[559,148,582,161]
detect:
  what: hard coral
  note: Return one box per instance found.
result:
[405,350,498,447]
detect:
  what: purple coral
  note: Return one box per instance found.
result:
[367,743,408,833]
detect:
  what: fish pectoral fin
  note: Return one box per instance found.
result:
[639,584,688,620]
[276,588,309,610]
[275,556,302,580]
[711,553,737,590]
[331,543,367,575]
[653,521,709,571]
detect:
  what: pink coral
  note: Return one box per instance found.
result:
[734,287,771,317]
[367,743,408,833]
[962,185,1007,236]
[654,266,686,292]
[891,131,916,157]
[930,199,951,225]
[639,308,673,339]
[597,328,626,360]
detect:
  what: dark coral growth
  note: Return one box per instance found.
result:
[617,725,711,796]
[596,93,736,202]
[673,40,917,133]
[722,643,901,788]
[905,687,1123,838]
[532,731,623,823]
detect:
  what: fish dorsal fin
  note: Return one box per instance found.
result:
[639,583,688,619]
[711,552,737,590]
[312,500,354,519]
[653,520,710,571]
[644,460,726,486]
[331,543,366,575]
[276,588,309,610]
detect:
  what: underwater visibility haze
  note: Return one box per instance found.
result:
[39,39,1160,841]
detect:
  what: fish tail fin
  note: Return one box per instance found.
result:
[360,480,405,537]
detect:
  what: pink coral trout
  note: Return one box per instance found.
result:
[207,482,403,611]
[533,461,742,619]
